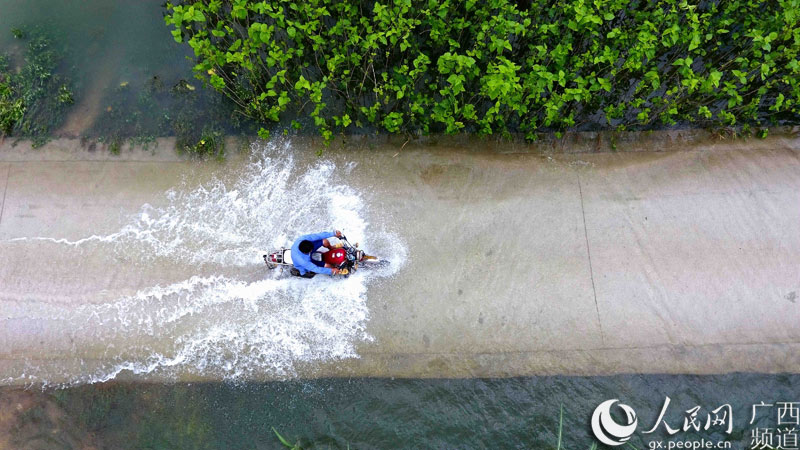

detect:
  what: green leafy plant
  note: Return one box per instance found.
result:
[164,0,800,141]
[177,126,226,160]
[57,84,74,104]
[0,28,76,145]
[108,137,122,155]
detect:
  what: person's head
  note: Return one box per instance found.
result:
[299,240,314,254]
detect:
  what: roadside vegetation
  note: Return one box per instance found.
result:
[0,29,75,147]
[164,0,800,142]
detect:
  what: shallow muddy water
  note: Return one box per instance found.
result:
[0,0,238,140]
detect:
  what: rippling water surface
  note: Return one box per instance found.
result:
[4,141,404,385]
[2,374,797,449]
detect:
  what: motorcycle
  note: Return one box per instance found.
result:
[263,235,380,278]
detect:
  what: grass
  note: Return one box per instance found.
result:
[271,404,622,449]
[0,27,76,146]
[273,427,301,450]
[557,403,564,450]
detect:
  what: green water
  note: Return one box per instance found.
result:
[3,374,797,449]
[1,0,216,93]
[0,0,245,147]
[0,0,192,106]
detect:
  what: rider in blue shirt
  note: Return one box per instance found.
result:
[291,230,344,276]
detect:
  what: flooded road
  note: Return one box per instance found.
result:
[1,135,799,385]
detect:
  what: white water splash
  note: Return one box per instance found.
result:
[3,139,404,386]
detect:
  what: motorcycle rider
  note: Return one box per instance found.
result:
[290,230,345,277]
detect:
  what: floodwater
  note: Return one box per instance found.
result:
[1,1,799,449]
[3,374,799,449]
[1,141,406,384]
[0,0,236,141]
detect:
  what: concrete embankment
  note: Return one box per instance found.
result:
[0,133,799,384]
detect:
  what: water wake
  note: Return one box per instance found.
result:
[4,139,403,386]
